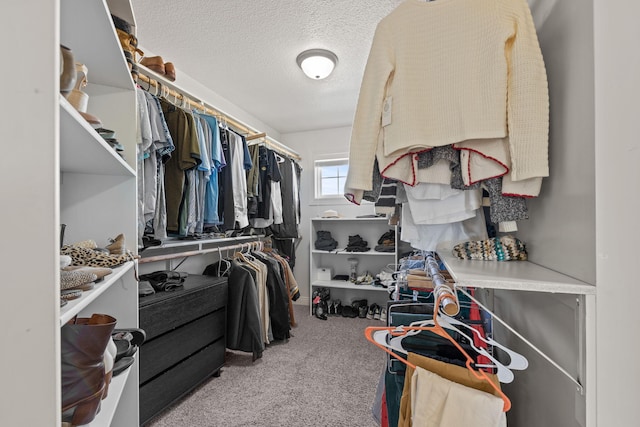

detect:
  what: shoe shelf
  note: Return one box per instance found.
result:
[310,217,398,313]
[311,279,390,292]
[60,0,134,91]
[60,262,136,326]
[59,96,135,176]
[437,250,596,295]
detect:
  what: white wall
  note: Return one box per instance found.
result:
[281,126,377,305]
[593,0,640,425]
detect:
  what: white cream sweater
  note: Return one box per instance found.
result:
[345,0,549,202]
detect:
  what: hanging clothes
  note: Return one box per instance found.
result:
[203,259,264,360]
[160,99,201,234]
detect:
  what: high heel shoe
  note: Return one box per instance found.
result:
[67,63,89,113]
[105,233,126,255]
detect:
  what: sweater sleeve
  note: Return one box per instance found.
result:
[345,23,395,203]
[505,0,549,181]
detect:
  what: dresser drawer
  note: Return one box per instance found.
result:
[139,340,225,425]
[139,275,227,340]
[139,308,225,384]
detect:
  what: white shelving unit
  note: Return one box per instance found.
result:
[310,217,396,312]
[56,0,139,425]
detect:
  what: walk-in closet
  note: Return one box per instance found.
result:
[2,0,638,426]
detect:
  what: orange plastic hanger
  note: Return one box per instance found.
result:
[364,294,512,412]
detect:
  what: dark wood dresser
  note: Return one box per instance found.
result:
[138,274,228,425]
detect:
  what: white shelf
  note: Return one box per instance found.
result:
[312,249,395,256]
[438,251,596,295]
[311,216,389,221]
[60,96,135,176]
[142,235,262,251]
[81,354,137,426]
[311,279,390,292]
[60,262,135,325]
[60,0,134,90]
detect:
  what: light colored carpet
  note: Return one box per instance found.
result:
[146,303,387,427]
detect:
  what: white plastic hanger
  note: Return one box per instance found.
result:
[387,317,517,383]
[439,314,528,370]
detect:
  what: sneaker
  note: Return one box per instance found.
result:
[335,300,343,316]
[379,307,387,323]
[374,305,381,320]
[328,300,335,315]
[366,303,376,319]
[358,304,368,318]
[315,300,328,320]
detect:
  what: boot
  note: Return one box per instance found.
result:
[61,314,117,426]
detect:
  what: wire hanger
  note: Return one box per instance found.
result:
[364,294,512,411]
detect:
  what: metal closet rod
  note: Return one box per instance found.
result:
[138,240,263,264]
[425,252,459,316]
[135,68,301,161]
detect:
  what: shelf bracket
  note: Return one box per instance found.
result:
[456,286,585,395]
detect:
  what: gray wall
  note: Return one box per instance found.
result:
[495,0,595,425]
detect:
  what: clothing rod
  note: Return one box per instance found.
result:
[455,287,585,394]
[138,241,261,264]
[247,135,302,161]
[426,253,459,316]
[135,66,301,161]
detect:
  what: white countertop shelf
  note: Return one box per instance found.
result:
[438,251,596,295]
[60,262,135,325]
[311,280,390,292]
[60,96,136,176]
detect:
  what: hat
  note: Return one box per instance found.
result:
[321,209,341,218]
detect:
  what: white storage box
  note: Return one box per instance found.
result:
[316,267,333,281]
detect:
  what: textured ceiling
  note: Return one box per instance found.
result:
[131,0,405,134]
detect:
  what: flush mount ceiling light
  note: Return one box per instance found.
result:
[296,49,338,80]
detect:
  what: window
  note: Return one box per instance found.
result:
[315,158,349,199]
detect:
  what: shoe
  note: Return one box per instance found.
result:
[60,45,77,97]
[106,233,125,255]
[60,270,97,290]
[315,300,328,320]
[67,63,89,113]
[141,56,165,75]
[164,62,176,81]
[327,300,335,315]
[358,304,368,319]
[380,307,387,323]
[366,303,376,320]
[62,266,113,282]
[61,314,117,426]
[103,338,116,399]
[374,305,381,320]
[60,289,83,301]
[335,299,343,316]
[112,328,147,347]
[113,356,135,376]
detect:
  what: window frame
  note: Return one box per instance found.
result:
[314,158,349,200]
